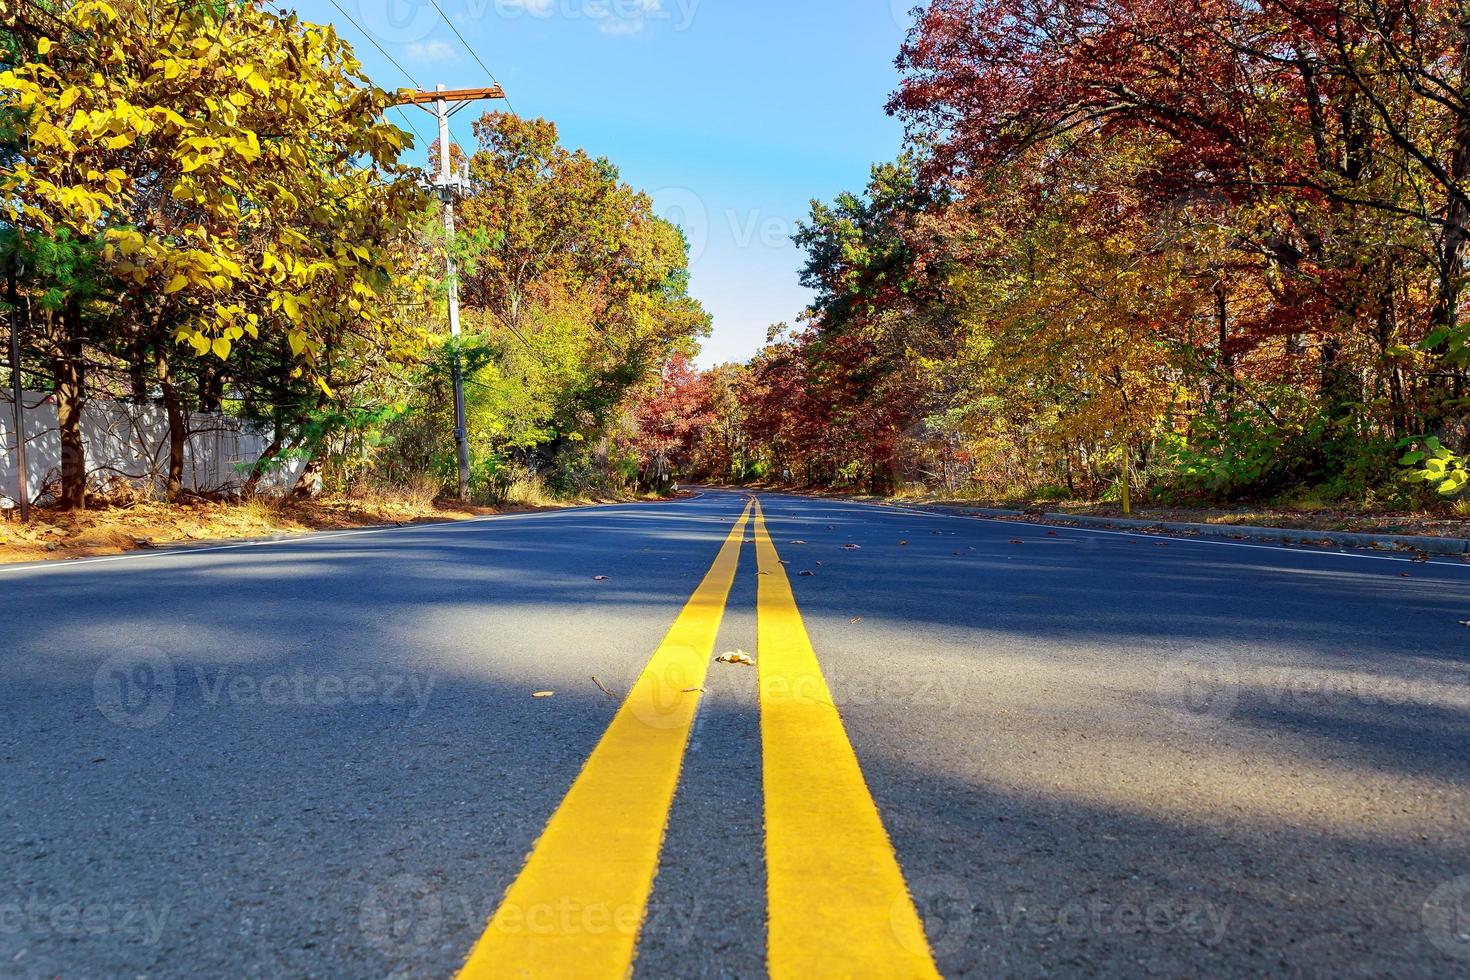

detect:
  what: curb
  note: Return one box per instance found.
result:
[899,504,1470,557]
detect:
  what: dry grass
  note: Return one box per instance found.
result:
[502,473,554,508]
[0,486,585,565]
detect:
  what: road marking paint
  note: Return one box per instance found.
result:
[752,499,942,979]
[457,501,753,979]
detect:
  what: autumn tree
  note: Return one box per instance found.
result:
[1,0,426,503]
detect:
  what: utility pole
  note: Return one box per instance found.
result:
[398,84,506,503]
[6,260,29,523]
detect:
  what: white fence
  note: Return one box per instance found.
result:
[0,391,303,508]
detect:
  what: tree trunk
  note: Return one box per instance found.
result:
[242,435,283,496]
[155,346,187,501]
[51,309,87,510]
[1430,13,1470,417]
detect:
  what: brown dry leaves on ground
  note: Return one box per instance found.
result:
[998,502,1470,539]
[0,496,516,565]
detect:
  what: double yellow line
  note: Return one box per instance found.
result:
[457,499,940,979]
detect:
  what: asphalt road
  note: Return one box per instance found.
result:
[2,489,1469,977]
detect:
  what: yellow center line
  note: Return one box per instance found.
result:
[457,501,754,980]
[753,499,942,979]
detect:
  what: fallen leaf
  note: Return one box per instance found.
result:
[850,617,863,624]
[715,651,755,667]
[682,687,707,694]
[843,544,861,550]
[533,691,556,699]
[593,575,608,582]
[591,676,619,700]
[899,540,909,546]
[800,570,815,577]
[790,540,807,545]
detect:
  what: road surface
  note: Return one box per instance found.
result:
[2,489,1468,977]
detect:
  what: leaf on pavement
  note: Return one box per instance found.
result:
[843,543,861,550]
[591,676,618,699]
[790,540,807,545]
[533,691,556,699]
[800,570,815,576]
[593,575,608,581]
[899,540,909,546]
[850,616,863,624]
[715,651,755,666]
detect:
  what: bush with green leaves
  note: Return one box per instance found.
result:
[1400,437,1470,496]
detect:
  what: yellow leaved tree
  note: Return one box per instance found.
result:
[1,0,430,499]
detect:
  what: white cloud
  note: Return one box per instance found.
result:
[404,39,459,61]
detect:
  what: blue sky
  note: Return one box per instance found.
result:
[289,0,918,366]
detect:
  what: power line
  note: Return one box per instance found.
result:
[392,107,431,154]
[323,0,432,154]
[422,0,519,117]
[326,0,423,88]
